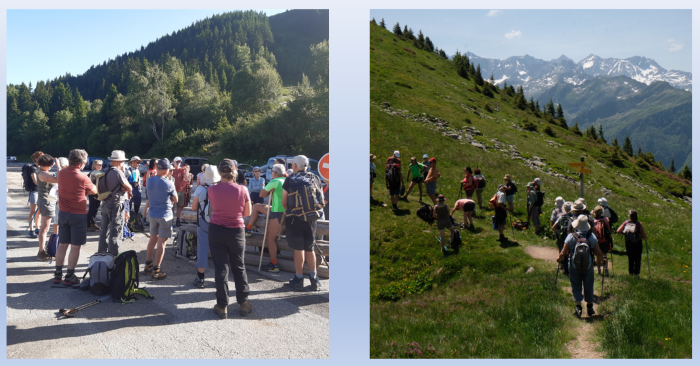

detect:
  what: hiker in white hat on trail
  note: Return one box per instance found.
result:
[97,150,133,257]
[556,214,606,318]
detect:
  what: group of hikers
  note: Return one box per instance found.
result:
[22,149,326,319]
[373,150,651,318]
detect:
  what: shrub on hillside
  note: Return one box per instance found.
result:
[523,121,537,132]
[484,104,493,113]
[543,125,555,137]
[403,47,416,55]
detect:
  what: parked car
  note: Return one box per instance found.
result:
[138,158,158,174]
[258,155,322,183]
[7,156,17,162]
[182,157,214,183]
[83,157,108,171]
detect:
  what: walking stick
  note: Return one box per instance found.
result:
[610,239,614,277]
[645,239,651,279]
[258,192,273,272]
[59,295,111,318]
[552,261,560,299]
[601,262,605,297]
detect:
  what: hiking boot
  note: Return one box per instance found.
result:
[143,263,153,274]
[193,275,205,288]
[37,250,50,261]
[267,261,279,273]
[213,304,227,319]
[239,301,252,317]
[575,305,583,319]
[245,229,252,238]
[587,304,595,317]
[498,235,506,242]
[176,218,182,227]
[34,229,39,234]
[309,275,322,292]
[28,231,37,238]
[288,276,304,290]
[53,272,63,285]
[151,268,167,280]
[63,274,80,286]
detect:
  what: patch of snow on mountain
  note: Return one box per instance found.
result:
[583,60,595,69]
[518,70,527,75]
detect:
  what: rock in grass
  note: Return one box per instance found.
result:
[526,267,535,274]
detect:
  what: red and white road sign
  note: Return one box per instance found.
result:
[319,153,329,181]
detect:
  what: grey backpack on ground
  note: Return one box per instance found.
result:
[81,253,115,296]
[174,229,197,260]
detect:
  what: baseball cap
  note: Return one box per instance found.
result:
[429,158,436,163]
[394,150,400,157]
[173,156,182,162]
[219,159,236,173]
[156,158,170,170]
[293,155,309,169]
[423,154,429,158]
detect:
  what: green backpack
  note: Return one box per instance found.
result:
[110,250,154,303]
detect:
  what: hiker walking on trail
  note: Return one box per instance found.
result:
[208,159,253,318]
[591,205,613,276]
[552,202,574,275]
[385,151,404,210]
[97,151,133,257]
[452,194,476,230]
[23,151,44,238]
[35,154,58,261]
[145,159,178,280]
[598,197,619,227]
[495,184,510,242]
[503,174,517,212]
[556,214,607,318]
[245,164,286,272]
[87,160,104,231]
[424,158,440,205]
[434,195,454,250]
[567,199,594,234]
[54,149,98,286]
[401,157,426,201]
[526,182,541,232]
[370,154,377,201]
[550,197,566,227]
[473,168,486,209]
[191,165,221,288]
[616,210,647,277]
[283,155,325,291]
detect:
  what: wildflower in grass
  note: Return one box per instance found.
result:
[392,342,397,346]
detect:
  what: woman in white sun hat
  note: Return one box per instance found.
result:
[191,165,221,288]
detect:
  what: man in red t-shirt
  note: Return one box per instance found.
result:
[54,149,98,286]
[171,156,188,227]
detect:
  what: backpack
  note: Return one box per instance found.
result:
[571,232,592,274]
[174,229,197,260]
[128,211,145,233]
[110,250,152,303]
[607,207,619,225]
[197,185,214,224]
[475,174,486,189]
[534,191,545,207]
[22,164,36,192]
[95,167,121,201]
[623,221,642,243]
[558,213,573,234]
[286,171,325,220]
[488,194,499,209]
[592,217,610,245]
[45,233,59,263]
[416,204,435,223]
[461,174,475,190]
[81,253,114,296]
[451,229,462,253]
[385,159,400,184]
[511,182,519,195]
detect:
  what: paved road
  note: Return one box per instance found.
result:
[5,165,329,358]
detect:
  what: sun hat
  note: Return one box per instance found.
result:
[219,159,236,174]
[168,164,174,170]
[173,156,182,162]
[498,184,506,190]
[526,182,534,188]
[562,202,572,213]
[534,177,541,185]
[129,156,142,162]
[572,200,587,211]
[394,150,400,157]
[201,165,221,185]
[438,194,445,202]
[555,196,564,208]
[108,150,128,162]
[591,205,605,218]
[293,155,309,169]
[597,197,608,207]
[423,154,429,158]
[156,158,170,170]
[572,214,591,232]
[429,158,436,163]
[503,174,511,180]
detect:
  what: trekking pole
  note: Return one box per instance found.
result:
[59,295,111,318]
[601,261,605,297]
[551,261,560,299]
[26,208,38,232]
[258,192,273,272]
[610,240,614,277]
[645,239,651,279]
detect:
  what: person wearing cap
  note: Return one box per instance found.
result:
[191,165,221,288]
[550,196,566,227]
[283,155,325,291]
[370,154,377,201]
[556,214,606,318]
[615,210,648,277]
[208,158,253,318]
[145,158,178,280]
[526,182,541,232]
[473,168,486,209]
[597,197,618,226]
[421,154,430,180]
[246,163,287,272]
[386,151,404,210]
[552,201,574,274]
[495,184,510,241]
[503,174,517,212]
[248,167,266,205]
[401,156,426,202]
[86,159,104,231]
[171,157,188,227]
[424,157,440,205]
[451,193,476,230]
[126,156,143,221]
[54,149,98,286]
[434,194,454,250]
[97,150,133,257]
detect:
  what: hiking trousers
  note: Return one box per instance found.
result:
[87,195,100,226]
[625,240,643,275]
[130,187,142,217]
[209,223,249,306]
[568,264,595,303]
[98,201,125,256]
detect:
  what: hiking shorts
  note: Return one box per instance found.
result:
[57,210,87,246]
[177,191,186,207]
[436,217,453,230]
[269,211,284,223]
[286,216,317,251]
[505,194,514,203]
[38,198,56,217]
[388,182,401,196]
[462,201,476,213]
[426,181,436,195]
[412,177,424,184]
[149,216,173,239]
[29,191,38,205]
[464,188,475,198]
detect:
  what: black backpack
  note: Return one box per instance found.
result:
[475,174,486,189]
[623,221,642,243]
[534,190,545,207]
[571,232,592,274]
[110,250,153,303]
[558,213,573,235]
[22,164,36,192]
[511,182,518,194]
[385,159,400,184]
[286,171,325,220]
[416,204,434,223]
[451,229,462,253]
[127,211,145,233]
[608,207,619,225]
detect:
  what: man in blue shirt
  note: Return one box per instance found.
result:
[145,158,177,280]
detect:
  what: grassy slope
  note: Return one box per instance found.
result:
[369,23,691,358]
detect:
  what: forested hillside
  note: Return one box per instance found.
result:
[7,9,329,161]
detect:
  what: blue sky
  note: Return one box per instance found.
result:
[369,9,692,72]
[7,9,285,86]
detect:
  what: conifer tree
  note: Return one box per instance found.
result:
[680,164,692,181]
[380,18,386,29]
[623,136,633,156]
[669,158,676,173]
[556,103,564,119]
[393,22,402,36]
[425,37,434,52]
[515,93,527,110]
[546,99,555,117]
[528,97,535,112]
[637,147,642,157]
[534,100,540,111]
[503,80,508,90]
[572,121,582,136]
[458,64,468,79]
[598,124,606,143]
[439,49,447,59]
[371,18,377,25]
[474,64,484,86]
[612,137,619,148]
[417,30,425,48]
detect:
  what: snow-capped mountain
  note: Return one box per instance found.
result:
[465,52,692,97]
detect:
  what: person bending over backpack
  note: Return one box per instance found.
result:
[452,194,476,230]
[556,214,606,318]
[385,151,404,210]
[616,210,647,277]
[402,157,426,202]
[434,195,454,252]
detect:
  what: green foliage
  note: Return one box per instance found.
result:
[623,136,634,156]
[484,103,493,113]
[380,18,386,29]
[474,64,484,86]
[668,158,676,173]
[543,125,555,137]
[523,120,537,132]
[680,164,691,181]
[571,121,582,136]
[481,83,494,98]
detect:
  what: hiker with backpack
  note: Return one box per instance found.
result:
[556,214,607,318]
[422,154,430,179]
[550,197,566,227]
[172,157,189,227]
[126,156,143,223]
[87,160,104,231]
[370,154,377,201]
[434,195,454,251]
[493,184,511,242]
[451,193,476,230]
[598,197,618,227]
[97,151,133,257]
[34,154,59,261]
[245,164,286,272]
[526,182,543,232]
[461,167,476,198]
[567,199,595,234]
[473,168,486,209]
[190,165,221,288]
[401,157,426,202]
[616,210,648,277]
[23,151,44,238]
[424,158,440,205]
[141,158,158,226]
[503,174,517,212]
[283,155,325,291]
[552,201,574,275]
[591,205,613,276]
[385,151,404,210]
[208,159,253,318]
[145,159,178,280]
[54,149,98,286]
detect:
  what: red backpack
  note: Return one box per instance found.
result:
[461,173,475,190]
[592,217,610,244]
[488,194,499,209]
